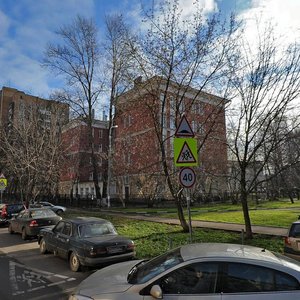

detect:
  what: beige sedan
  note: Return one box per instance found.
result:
[69,243,300,300]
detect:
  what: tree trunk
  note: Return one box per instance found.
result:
[240,189,253,239]
[175,189,189,232]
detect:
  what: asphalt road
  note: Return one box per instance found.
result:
[0,227,93,300]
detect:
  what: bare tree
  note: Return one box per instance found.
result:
[103,14,136,206]
[43,16,103,200]
[0,103,65,205]
[123,0,238,231]
[226,23,300,238]
[264,120,300,203]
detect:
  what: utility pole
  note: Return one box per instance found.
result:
[107,124,118,208]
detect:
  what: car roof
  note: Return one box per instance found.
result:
[24,207,53,212]
[66,217,110,225]
[180,243,300,267]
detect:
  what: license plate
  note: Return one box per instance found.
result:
[107,246,123,254]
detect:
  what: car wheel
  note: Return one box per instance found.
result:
[8,224,14,234]
[21,228,28,240]
[56,209,63,215]
[39,238,48,254]
[69,252,81,272]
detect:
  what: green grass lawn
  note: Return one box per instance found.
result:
[108,198,300,228]
[64,209,285,259]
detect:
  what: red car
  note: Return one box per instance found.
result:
[0,203,25,226]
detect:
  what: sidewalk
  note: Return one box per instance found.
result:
[103,211,288,237]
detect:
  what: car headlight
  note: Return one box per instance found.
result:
[68,294,93,300]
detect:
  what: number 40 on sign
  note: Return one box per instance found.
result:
[179,167,196,188]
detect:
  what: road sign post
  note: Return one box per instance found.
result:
[174,116,198,242]
[0,174,7,204]
[179,167,196,188]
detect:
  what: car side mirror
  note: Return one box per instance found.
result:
[150,285,163,299]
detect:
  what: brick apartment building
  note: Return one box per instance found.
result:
[59,119,109,199]
[0,86,69,199]
[0,86,69,129]
[113,76,228,202]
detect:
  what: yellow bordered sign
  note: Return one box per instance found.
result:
[0,178,7,189]
[174,138,198,167]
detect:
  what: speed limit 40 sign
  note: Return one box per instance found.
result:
[179,167,196,188]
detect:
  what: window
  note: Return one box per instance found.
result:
[192,101,204,115]
[98,157,102,166]
[158,262,218,294]
[124,153,131,164]
[89,173,93,181]
[275,271,300,291]
[129,248,183,285]
[224,263,300,293]
[62,222,71,236]
[123,115,132,127]
[54,222,65,234]
[98,144,103,152]
[191,121,204,135]
[99,129,103,138]
[290,224,300,238]
[124,175,129,185]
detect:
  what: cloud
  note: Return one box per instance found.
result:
[0,9,10,40]
[238,0,300,45]
[178,0,218,19]
[0,0,95,96]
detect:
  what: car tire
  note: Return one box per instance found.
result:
[39,238,48,254]
[8,224,14,234]
[21,228,28,240]
[69,252,81,272]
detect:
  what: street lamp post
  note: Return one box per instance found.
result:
[107,124,118,208]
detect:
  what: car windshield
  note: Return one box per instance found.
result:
[127,247,183,284]
[78,222,117,238]
[30,209,57,218]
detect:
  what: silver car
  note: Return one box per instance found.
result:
[284,219,300,260]
[69,243,300,299]
[31,201,66,215]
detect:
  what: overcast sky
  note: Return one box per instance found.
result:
[0,0,299,98]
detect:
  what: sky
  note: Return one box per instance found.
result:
[0,0,299,99]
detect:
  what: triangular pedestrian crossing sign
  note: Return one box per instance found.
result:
[175,115,194,137]
[176,141,197,164]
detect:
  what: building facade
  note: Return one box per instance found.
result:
[59,119,109,199]
[0,86,69,129]
[113,77,228,202]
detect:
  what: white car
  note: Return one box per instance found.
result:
[31,201,66,215]
[69,243,300,299]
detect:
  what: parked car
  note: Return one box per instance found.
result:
[8,207,62,240]
[284,219,300,260]
[38,217,135,272]
[30,201,66,215]
[0,203,25,226]
[69,243,300,300]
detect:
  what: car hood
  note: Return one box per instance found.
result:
[77,259,143,296]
